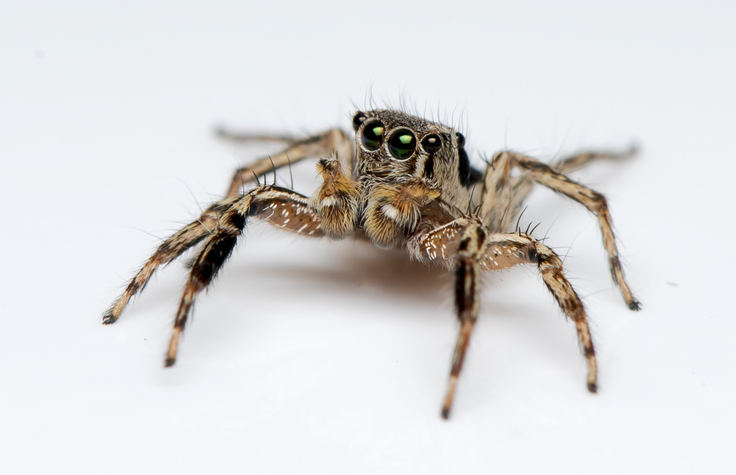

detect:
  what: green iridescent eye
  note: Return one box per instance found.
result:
[361,120,385,151]
[388,128,416,160]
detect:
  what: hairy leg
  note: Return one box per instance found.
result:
[103,186,325,325]
[479,232,598,393]
[102,197,239,324]
[500,145,639,228]
[478,150,640,310]
[409,220,598,418]
[224,129,353,197]
[442,221,486,419]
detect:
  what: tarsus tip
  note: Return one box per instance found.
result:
[101,313,117,325]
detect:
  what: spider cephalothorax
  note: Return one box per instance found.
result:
[104,108,640,419]
[347,109,480,247]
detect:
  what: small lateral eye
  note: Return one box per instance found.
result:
[456,132,466,148]
[352,111,367,131]
[388,128,417,160]
[361,120,385,151]
[421,133,442,153]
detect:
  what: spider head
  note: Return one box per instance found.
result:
[352,109,480,246]
[351,109,480,188]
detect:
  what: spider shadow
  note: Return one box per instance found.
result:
[224,235,579,361]
[224,239,454,321]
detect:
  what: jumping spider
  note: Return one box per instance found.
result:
[104,109,640,418]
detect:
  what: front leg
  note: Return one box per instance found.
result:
[479,232,598,394]
[408,217,488,418]
[443,221,487,419]
[408,220,598,419]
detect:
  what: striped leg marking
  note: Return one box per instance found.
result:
[481,233,598,393]
[479,151,640,310]
[103,185,326,367]
[162,186,324,367]
[102,198,240,324]
[442,223,486,419]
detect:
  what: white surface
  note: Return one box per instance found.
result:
[1,1,734,474]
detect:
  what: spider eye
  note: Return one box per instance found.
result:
[421,133,442,153]
[361,120,385,151]
[387,129,417,160]
[352,111,367,131]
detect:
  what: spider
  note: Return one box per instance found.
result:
[104,108,640,419]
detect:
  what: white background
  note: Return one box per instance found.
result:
[1,1,734,474]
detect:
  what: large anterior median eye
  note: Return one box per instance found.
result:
[387,128,416,160]
[361,120,385,151]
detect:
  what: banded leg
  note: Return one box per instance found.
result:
[102,197,240,324]
[499,145,639,225]
[442,221,487,419]
[103,185,324,326]
[479,150,640,310]
[479,233,598,394]
[479,145,637,230]
[160,185,325,366]
[409,221,597,418]
[224,128,353,197]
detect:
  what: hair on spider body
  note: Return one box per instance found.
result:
[104,107,640,419]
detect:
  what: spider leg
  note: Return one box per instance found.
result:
[480,145,637,231]
[479,150,640,310]
[480,232,597,393]
[150,185,323,366]
[104,186,325,326]
[409,220,597,419]
[554,145,638,175]
[500,145,639,226]
[224,129,353,197]
[442,221,486,419]
[102,197,239,324]
[215,127,299,144]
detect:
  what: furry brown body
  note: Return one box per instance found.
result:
[104,109,640,418]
